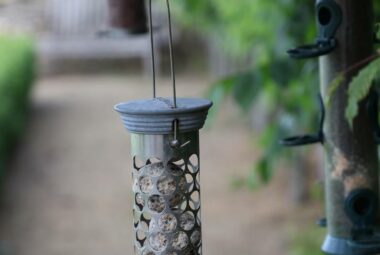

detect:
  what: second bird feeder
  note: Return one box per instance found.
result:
[107,0,148,34]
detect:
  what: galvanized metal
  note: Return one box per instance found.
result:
[114,98,212,135]
[147,0,177,106]
[148,0,157,98]
[322,235,355,255]
[115,1,211,253]
[165,0,177,108]
[131,132,202,255]
[115,97,211,255]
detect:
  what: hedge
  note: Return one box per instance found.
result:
[0,35,35,179]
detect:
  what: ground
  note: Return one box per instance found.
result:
[0,75,318,255]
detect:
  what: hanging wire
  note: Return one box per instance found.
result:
[148,0,156,98]
[166,0,177,108]
[148,0,177,108]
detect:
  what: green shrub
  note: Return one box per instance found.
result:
[0,35,35,179]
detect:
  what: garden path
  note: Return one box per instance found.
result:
[0,75,291,255]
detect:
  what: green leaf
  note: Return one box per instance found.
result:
[256,158,271,184]
[376,23,380,42]
[231,72,261,111]
[269,59,297,86]
[206,71,260,124]
[346,58,380,128]
[206,76,235,124]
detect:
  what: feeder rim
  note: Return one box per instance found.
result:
[114,97,213,115]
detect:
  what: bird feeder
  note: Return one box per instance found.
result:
[115,1,212,254]
[107,0,147,34]
[285,0,380,254]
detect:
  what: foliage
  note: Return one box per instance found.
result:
[0,35,35,179]
[331,21,380,128]
[171,0,319,186]
[171,0,316,57]
[329,3,380,127]
[345,57,380,127]
[170,0,380,187]
[376,24,380,40]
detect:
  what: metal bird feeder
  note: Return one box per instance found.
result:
[115,1,212,254]
[107,0,147,34]
[285,0,380,254]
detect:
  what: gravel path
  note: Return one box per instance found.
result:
[0,75,291,255]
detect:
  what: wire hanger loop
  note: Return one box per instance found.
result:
[148,0,177,108]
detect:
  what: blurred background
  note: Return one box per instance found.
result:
[0,0,378,254]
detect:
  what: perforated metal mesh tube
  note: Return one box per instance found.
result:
[132,132,202,255]
[115,97,212,255]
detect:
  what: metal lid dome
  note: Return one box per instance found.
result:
[115,97,212,134]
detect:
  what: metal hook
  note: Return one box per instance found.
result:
[170,119,190,149]
[287,0,342,59]
[316,218,327,228]
[287,40,337,59]
[280,94,325,147]
[148,0,177,108]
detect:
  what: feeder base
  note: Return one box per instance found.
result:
[322,235,356,255]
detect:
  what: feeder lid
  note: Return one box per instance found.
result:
[114,97,213,134]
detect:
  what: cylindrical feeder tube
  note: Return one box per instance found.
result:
[319,0,380,254]
[107,0,147,34]
[115,98,212,255]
